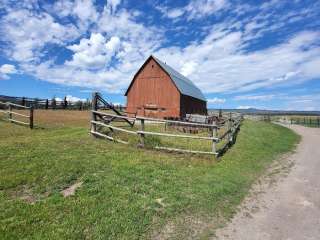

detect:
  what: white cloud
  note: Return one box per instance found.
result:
[1,0,320,103]
[66,95,86,102]
[0,8,80,62]
[207,97,226,104]
[167,8,185,18]
[237,105,254,109]
[157,0,229,20]
[0,64,16,74]
[107,0,122,12]
[66,33,121,69]
[186,0,228,20]
[0,64,17,79]
[155,30,320,94]
[52,0,99,30]
[156,6,185,19]
[234,94,275,101]
[105,36,121,52]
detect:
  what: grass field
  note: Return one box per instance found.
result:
[0,110,299,239]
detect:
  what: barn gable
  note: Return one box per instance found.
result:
[125,55,206,102]
[152,56,206,102]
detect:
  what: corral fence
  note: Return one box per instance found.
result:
[290,117,320,128]
[0,95,92,110]
[0,101,34,129]
[90,93,243,157]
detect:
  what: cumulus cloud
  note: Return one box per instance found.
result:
[0,64,17,79]
[155,30,320,94]
[0,8,80,62]
[0,0,319,102]
[66,33,121,69]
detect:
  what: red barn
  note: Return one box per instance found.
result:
[125,55,207,119]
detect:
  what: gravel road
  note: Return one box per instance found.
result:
[214,124,320,240]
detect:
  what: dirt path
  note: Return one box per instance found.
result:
[214,124,320,240]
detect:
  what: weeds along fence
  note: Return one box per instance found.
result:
[0,101,34,129]
[89,92,242,157]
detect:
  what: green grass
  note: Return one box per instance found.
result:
[0,120,299,239]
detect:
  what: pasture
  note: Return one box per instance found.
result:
[0,110,299,239]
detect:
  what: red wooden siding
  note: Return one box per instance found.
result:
[126,58,181,118]
[126,56,207,119]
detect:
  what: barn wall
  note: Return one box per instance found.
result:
[126,58,181,118]
[180,95,207,118]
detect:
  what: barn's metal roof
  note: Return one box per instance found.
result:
[152,56,206,102]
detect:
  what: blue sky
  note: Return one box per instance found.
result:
[0,0,319,110]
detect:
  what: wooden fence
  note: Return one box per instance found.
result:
[0,101,34,129]
[290,117,320,128]
[90,109,242,156]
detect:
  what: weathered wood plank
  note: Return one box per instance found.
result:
[90,130,128,144]
[155,146,217,155]
[92,110,136,121]
[136,116,217,128]
[7,111,30,118]
[137,130,218,141]
[0,102,30,109]
[9,119,29,125]
[91,121,137,135]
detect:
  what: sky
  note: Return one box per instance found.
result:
[0,0,319,110]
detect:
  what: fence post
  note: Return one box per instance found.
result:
[228,112,232,143]
[30,106,34,129]
[91,92,98,133]
[63,96,68,109]
[8,104,12,122]
[211,125,217,154]
[139,118,145,147]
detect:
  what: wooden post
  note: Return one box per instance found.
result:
[91,92,98,132]
[22,97,26,106]
[8,104,12,121]
[30,106,34,129]
[63,96,68,109]
[211,126,217,154]
[139,118,145,147]
[228,112,232,143]
[79,101,83,111]
[45,99,49,109]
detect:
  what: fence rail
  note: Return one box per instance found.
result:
[90,110,242,156]
[89,92,242,157]
[0,94,127,112]
[290,117,320,128]
[0,101,34,129]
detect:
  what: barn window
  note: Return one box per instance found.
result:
[151,64,154,68]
